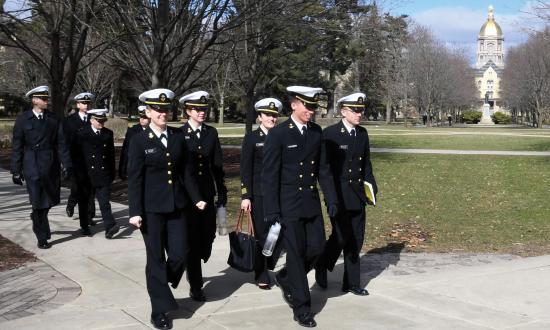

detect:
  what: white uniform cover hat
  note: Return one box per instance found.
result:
[254,97,282,115]
[337,92,366,110]
[138,88,175,108]
[74,92,96,103]
[179,91,210,107]
[25,85,49,98]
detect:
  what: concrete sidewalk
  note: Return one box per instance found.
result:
[1,169,550,329]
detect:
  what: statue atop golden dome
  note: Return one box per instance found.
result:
[479,5,503,38]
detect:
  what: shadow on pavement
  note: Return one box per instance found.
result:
[173,265,257,319]
[311,242,405,315]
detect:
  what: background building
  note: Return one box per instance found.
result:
[474,5,505,112]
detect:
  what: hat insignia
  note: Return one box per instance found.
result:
[314,93,319,101]
[269,102,275,109]
[358,97,364,103]
[159,93,167,102]
[148,132,154,139]
[200,96,206,103]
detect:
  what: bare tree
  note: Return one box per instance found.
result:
[0,0,115,116]
[502,27,550,127]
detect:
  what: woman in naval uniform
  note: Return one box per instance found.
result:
[128,88,205,330]
[240,97,283,289]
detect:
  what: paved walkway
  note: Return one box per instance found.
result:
[1,168,550,329]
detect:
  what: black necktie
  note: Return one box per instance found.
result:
[350,129,356,138]
[301,126,307,139]
[160,133,167,140]
[195,129,201,139]
[96,130,100,136]
[38,114,43,120]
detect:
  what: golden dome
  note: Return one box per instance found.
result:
[479,6,503,38]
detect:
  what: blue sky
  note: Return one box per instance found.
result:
[384,0,543,61]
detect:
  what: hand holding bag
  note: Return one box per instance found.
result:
[227,210,258,272]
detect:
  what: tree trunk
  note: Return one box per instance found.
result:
[385,96,391,124]
[244,91,255,134]
[218,94,224,125]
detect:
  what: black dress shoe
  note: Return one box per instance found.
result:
[293,313,317,327]
[80,228,92,236]
[274,273,293,308]
[66,205,74,217]
[342,285,369,296]
[37,241,52,249]
[315,267,327,289]
[89,219,97,226]
[105,224,120,239]
[189,289,206,302]
[150,312,171,330]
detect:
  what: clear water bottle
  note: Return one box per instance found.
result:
[262,222,281,257]
[216,206,227,235]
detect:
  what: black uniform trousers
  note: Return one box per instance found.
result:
[277,214,325,316]
[141,210,188,314]
[94,185,116,231]
[30,208,51,243]
[319,209,366,288]
[24,177,51,243]
[186,199,216,291]
[251,196,282,284]
[68,177,96,218]
[74,177,94,230]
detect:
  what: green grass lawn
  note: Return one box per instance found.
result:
[223,153,550,256]
[369,134,550,151]
[220,126,550,151]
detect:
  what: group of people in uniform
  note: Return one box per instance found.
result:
[10,84,377,329]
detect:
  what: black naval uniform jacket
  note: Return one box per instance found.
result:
[240,127,266,200]
[119,124,145,179]
[77,126,116,188]
[262,118,336,219]
[128,126,202,217]
[63,112,88,166]
[322,121,377,211]
[10,110,72,208]
[180,122,227,202]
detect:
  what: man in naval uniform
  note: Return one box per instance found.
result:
[119,105,150,180]
[315,92,378,296]
[77,109,119,239]
[10,86,72,248]
[262,86,337,327]
[64,92,97,229]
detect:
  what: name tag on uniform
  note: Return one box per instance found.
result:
[145,148,157,154]
[339,145,348,149]
[256,143,264,147]
[185,136,191,140]
[287,144,298,149]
